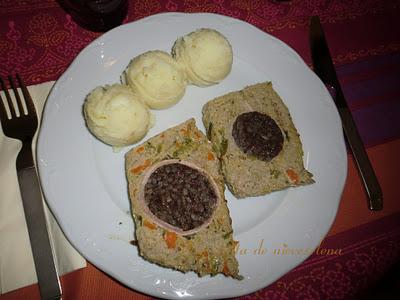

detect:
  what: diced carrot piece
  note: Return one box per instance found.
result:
[143,220,157,230]
[135,146,145,153]
[207,152,215,161]
[223,261,230,275]
[131,159,151,174]
[286,169,299,184]
[164,231,177,249]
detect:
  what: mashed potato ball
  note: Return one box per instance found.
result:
[172,28,233,87]
[84,84,152,147]
[124,50,187,109]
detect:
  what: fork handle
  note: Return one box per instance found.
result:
[17,167,62,300]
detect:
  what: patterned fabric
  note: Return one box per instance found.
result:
[237,213,400,300]
[1,0,400,84]
[337,53,400,147]
[1,1,399,299]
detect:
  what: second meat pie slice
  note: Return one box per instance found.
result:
[202,82,314,198]
[125,118,240,278]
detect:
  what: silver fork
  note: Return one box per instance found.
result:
[0,74,62,300]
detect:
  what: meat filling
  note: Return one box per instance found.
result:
[232,111,284,162]
[144,162,217,231]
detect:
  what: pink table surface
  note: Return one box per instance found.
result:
[1,1,399,299]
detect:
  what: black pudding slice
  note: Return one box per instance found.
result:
[232,111,284,162]
[144,163,217,231]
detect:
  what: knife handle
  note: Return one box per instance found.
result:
[17,167,62,300]
[338,106,383,210]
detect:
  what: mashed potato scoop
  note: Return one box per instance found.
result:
[124,50,187,109]
[172,28,233,87]
[83,84,152,147]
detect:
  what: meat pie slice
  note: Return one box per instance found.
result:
[125,118,240,278]
[202,82,314,198]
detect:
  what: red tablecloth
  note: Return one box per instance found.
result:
[1,0,399,299]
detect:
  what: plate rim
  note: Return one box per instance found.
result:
[37,12,348,299]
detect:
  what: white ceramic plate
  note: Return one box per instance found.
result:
[37,13,347,299]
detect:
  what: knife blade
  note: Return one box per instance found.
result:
[309,15,383,211]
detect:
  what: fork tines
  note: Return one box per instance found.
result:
[0,74,36,119]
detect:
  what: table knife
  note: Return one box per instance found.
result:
[309,15,383,211]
